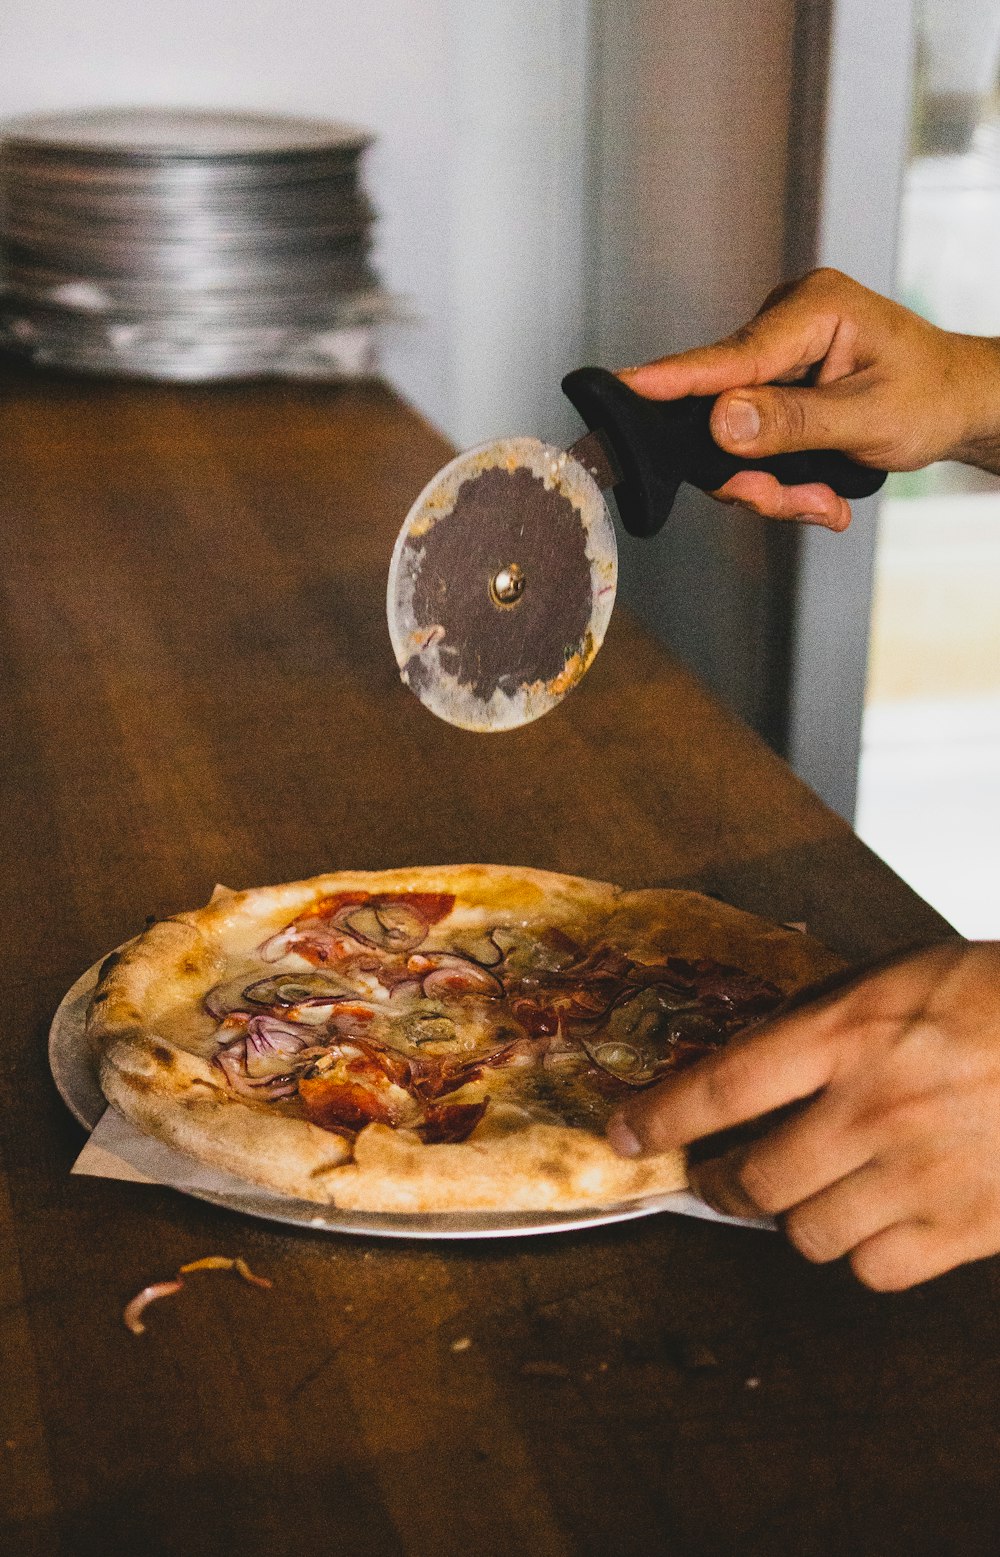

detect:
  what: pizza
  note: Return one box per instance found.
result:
[86,866,843,1212]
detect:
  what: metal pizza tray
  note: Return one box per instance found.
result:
[49,956,694,1241]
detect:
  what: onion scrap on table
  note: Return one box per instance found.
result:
[123,1255,273,1334]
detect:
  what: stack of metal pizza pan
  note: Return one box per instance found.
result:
[0,107,391,381]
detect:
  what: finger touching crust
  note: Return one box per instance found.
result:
[848,1222,971,1292]
[325,1121,687,1213]
[609,1012,839,1156]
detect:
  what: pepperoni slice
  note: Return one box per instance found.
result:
[298,1074,397,1131]
[310,891,373,921]
[419,1101,488,1144]
[509,999,565,1037]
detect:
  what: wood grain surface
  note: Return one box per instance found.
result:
[1,366,995,1557]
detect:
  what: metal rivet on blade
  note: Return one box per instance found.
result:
[490,563,525,608]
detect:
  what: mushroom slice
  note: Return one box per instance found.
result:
[335,899,429,953]
[405,1013,458,1047]
[243,972,356,1007]
[446,929,506,967]
[581,1038,651,1085]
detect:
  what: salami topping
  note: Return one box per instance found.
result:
[419,1101,488,1144]
[211,887,786,1154]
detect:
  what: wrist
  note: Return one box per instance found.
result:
[944,333,1000,473]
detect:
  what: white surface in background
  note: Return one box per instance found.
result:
[902,126,1000,334]
[857,696,1000,938]
[859,124,1000,938]
[0,0,591,448]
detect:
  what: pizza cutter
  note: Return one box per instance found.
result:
[387,366,887,731]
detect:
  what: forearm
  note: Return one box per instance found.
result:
[946,333,1000,475]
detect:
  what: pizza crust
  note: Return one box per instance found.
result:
[87,866,844,1212]
[323,1116,687,1212]
[97,1028,353,1201]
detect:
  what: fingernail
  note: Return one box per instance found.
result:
[687,1165,733,1216]
[794,512,827,525]
[724,398,760,443]
[607,1116,643,1158]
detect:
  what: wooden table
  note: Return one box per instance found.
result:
[1,368,995,1557]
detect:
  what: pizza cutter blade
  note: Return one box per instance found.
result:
[387,434,619,732]
[388,366,888,731]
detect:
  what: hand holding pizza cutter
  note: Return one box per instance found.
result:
[386,366,887,731]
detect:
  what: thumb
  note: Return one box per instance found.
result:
[711,381,875,460]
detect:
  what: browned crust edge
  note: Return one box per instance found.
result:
[86,866,844,1211]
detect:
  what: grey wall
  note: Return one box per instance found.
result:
[586,0,918,818]
[445,0,592,450]
[786,0,917,818]
[586,0,801,746]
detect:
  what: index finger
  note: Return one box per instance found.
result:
[607,1007,839,1157]
[617,296,839,402]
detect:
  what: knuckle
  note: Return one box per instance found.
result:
[902,1134,950,1186]
[806,266,847,293]
[702,1052,754,1117]
[860,1091,934,1146]
[736,1155,784,1216]
[784,1206,840,1264]
[849,1245,909,1292]
[768,391,808,444]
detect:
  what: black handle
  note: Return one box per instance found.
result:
[562,366,888,539]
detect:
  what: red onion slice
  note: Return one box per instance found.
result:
[204,978,260,1020]
[245,1015,313,1050]
[388,978,425,1004]
[214,1019,311,1094]
[178,1255,272,1288]
[244,1016,312,1080]
[123,1278,184,1335]
[444,929,506,968]
[333,902,420,954]
[258,926,298,963]
[233,1257,272,1289]
[242,972,354,1007]
[421,963,503,999]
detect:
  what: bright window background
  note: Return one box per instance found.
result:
[857,1,1000,937]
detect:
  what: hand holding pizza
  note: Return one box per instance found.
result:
[619,267,1000,531]
[608,940,1000,1290]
